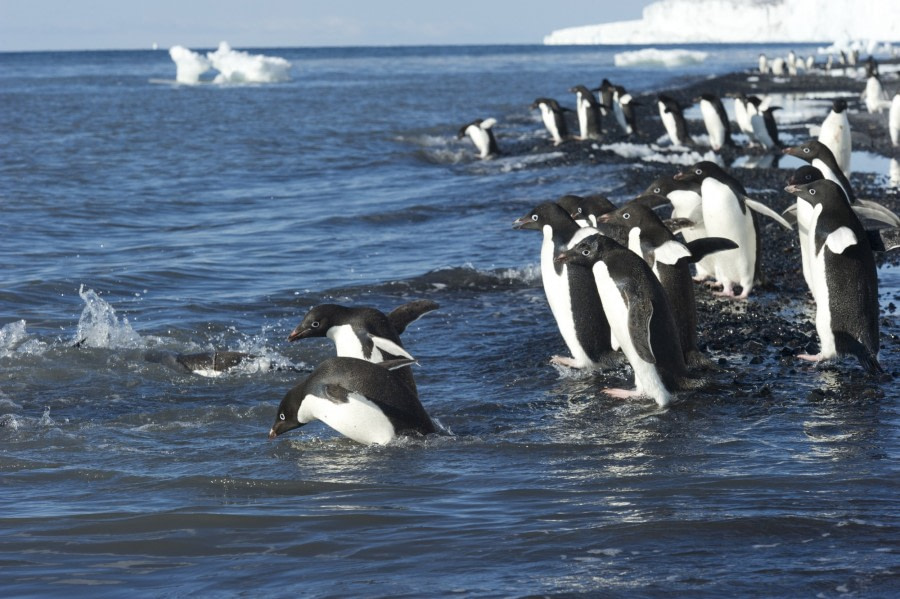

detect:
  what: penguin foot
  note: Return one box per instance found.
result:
[550,355,581,368]
[797,352,824,363]
[602,387,641,399]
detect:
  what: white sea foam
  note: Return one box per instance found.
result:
[614,48,708,68]
[601,142,720,166]
[0,320,28,356]
[169,42,291,85]
[73,285,143,349]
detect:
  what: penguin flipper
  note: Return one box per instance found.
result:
[323,383,351,404]
[623,289,656,365]
[664,217,695,233]
[378,358,418,371]
[781,204,798,225]
[682,237,739,264]
[369,334,415,361]
[824,227,858,254]
[867,227,900,252]
[744,198,793,230]
[653,240,693,266]
[852,202,900,227]
[387,299,439,333]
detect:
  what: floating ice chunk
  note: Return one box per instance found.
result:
[614,48,708,68]
[207,42,292,84]
[169,45,212,84]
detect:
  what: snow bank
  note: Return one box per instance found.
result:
[544,0,900,45]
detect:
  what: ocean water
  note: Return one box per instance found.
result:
[1,44,897,597]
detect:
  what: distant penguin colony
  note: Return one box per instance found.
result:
[260,47,899,446]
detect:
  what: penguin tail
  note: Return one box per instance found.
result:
[685,350,717,372]
[856,351,883,376]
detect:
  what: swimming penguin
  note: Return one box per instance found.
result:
[569,85,603,140]
[596,201,737,369]
[555,234,703,407]
[657,94,690,146]
[698,93,733,152]
[458,118,500,159]
[531,98,570,145]
[817,99,851,175]
[556,193,616,228]
[287,300,439,391]
[783,180,881,374]
[513,203,618,370]
[637,176,712,281]
[863,74,891,114]
[674,161,792,298]
[143,349,287,377]
[268,357,436,445]
[890,93,900,147]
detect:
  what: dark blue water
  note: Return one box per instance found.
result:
[1,44,897,597]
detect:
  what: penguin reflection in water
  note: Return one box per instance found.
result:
[556,234,705,407]
[268,357,436,445]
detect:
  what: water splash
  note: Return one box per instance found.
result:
[73,285,144,349]
[169,42,292,84]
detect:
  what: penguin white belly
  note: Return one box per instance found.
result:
[299,393,396,445]
[700,101,725,151]
[669,190,711,278]
[328,325,382,362]
[701,180,755,293]
[889,94,900,147]
[796,199,815,291]
[540,231,591,367]
[750,114,775,149]
[734,99,751,136]
[591,262,670,407]
[465,125,491,158]
[539,105,561,143]
[818,113,851,175]
[658,105,680,145]
[805,207,837,359]
[613,98,627,133]
[577,96,589,139]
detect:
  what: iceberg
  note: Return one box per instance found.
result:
[168,42,291,84]
[544,0,900,45]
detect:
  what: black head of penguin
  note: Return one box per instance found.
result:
[784,179,849,213]
[531,97,563,112]
[831,98,848,114]
[569,85,598,104]
[557,193,615,222]
[638,175,696,203]
[674,161,746,196]
[597,202,667,241]
[783,139,833,164]
[787,165,824,186]
[553,232,627,270]
[512,201,580,237]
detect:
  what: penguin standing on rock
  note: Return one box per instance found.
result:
[569,85,603,140]
[596,201,737,370]
[784,180,881,374]
[458,118,500,159]
[531,98,570,145]
[698,93,733,152]
[555,234,704,407]
[268,357,436,445]
[614,86,640,135]
[657,94,690,146]
[889,93,900,147]
[513,203,618,370]
[817,99,851,175]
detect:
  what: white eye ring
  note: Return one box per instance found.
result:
[653,187,661,193]
[803,147,810,153]
[695,168,702,175]
[581,249,590,256]
[279,413,285,421]
[531,214,539,221]
[576,208,583,214]
[623,212,630,220]
[809,189,816,195]
[311,321,320,328]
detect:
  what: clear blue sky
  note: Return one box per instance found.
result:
[0,0,655,51]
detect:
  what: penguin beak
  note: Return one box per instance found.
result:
[673,171,687,181]
[784,184,803,194]
[782,146,799,156]
[268,428,278,440]
[287,326,312,342]
[554,252,571,264]
[512,216,537,230]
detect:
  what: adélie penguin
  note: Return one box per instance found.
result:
[268,357,436,445]
[555,234,704,407]
[674,161,793,298]
[531,98,570,145]
[513,203,619,370]
[657,94,689,146]
[698,93,733,152]
[597,201,737,369]
[783,180,881,374]
[458,118,500,159]
[890,92,900,147]
[556,193,616,228]
[817,99,851,175]
[569,85,603,140]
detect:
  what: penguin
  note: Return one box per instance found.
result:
[555,233,702,407]
[268,357,436,445]
[771,57,786,76]
[556,193,615,228]
[890,92,900,147]
[531,98,569,145]
[593,78,616,116]
[638,176,712,281]
[698,93,733,152]
[458,118,499,159]
[143,349,283,377]
[786,50,798,76]
[513,202,618,370]
[747,97,781,149]
[817,99,851,175]
[596,201,737,369]
[287,300,439,392]
[805,55,815,71]
[783,180,881,374]
[758,53,768,74]
[569,85,603,140]
[863,74,891,114]
[674,161,792,298]
[732,93,757,144]
[615,87,640,135]
[657,94,689,146]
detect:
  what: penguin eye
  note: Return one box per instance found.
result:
[622,212,630,219]
[311,321,320,328]
[531,214,539,221]
[694,168,702,175]
[581,249,591,256]
[279,413,285,421]
[576,208,583,214]
[802,147,810,154]
[653,187,661,193]
[809,188,816,195]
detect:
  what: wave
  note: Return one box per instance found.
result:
[600,141,720,166]
[614,48,708,68]
[168,42,291,84]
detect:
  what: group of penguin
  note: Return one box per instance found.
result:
[265,53,900,447]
